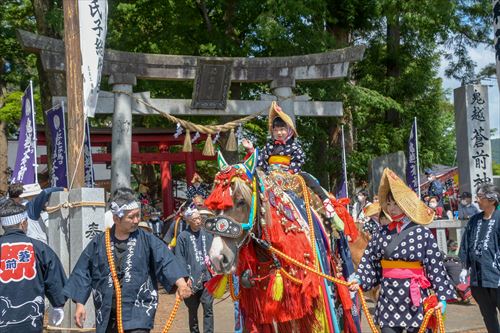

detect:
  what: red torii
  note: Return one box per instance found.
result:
[36,128,216,216]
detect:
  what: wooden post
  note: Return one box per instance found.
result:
[185,152,196,187]
[160,144,174,216]
[63,0,85,188]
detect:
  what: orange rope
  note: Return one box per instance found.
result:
[267,243,379,333]
[418,307,446,333]
[161,296,182,333]
[296,175,317,267]
[105,228,124,333]
[106,228,182,333]
[279,267,303,285]
[267,243,448,333]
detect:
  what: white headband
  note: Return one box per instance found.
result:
[184,206,199,219]
[478,190,500,202]
[1,211,28,226]
[110,201,141,218]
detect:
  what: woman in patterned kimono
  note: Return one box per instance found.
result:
[349,168,455,333]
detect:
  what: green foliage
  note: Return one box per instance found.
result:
[1,0,493,192]
[0,89,43,133]
[493,162,500,176]
[0,91,24,122]
[0,0,37,89]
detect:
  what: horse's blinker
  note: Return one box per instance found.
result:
[205,216,244,238]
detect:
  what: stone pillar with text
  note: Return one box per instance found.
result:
[110,73,136,193]
[68,187,106,329]
[454,84,494,194]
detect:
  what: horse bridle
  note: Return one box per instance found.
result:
[204,171,262,250]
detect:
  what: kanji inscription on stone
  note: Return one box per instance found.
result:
[191,60,232,110]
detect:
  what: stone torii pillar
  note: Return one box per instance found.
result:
[271,77,296,121]
[109,73,136,193]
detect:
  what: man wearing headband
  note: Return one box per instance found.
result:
[459,184,500,332]
[63,187,192,333]
[0,199,67,332]
[175,207,214,333]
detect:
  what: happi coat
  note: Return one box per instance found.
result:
[0,229,66,333]
[63,227,188,333]
[357,222,455,329]
[174,227,213,291]
[459,210,500,288]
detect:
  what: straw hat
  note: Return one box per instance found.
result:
[378,168,434,225]
[268,101,298,137]
[363,202,381,218]
[20,183,42,198]
[138,221,153,233]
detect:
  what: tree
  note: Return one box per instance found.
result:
[1,0,493,198]
[0,0,37,193]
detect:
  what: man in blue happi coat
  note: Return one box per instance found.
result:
[459,184,500,333]
[63,187,192,333]
[0,199,67,332]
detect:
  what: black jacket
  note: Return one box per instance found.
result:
[0,229,66,333]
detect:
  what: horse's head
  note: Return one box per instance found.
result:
[205,150,259,274]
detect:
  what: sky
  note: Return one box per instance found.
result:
[438,44,500,139]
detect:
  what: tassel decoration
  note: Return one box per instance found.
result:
[225,129,237,151]
[268,270,284,302]
[168,237,177,248]
[205,274,228,299]
[202,134,215,156]
[182,129,192,152]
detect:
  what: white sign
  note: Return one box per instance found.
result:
[467,86,493,190]
[79,0,108,118]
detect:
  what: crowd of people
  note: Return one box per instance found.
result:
[0,102,499,333]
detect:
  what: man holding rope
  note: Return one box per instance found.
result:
[63,187,192,333]
[349,168,455,333]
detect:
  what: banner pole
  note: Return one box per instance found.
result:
[86,119,95,187]
[62,102,69,188]
[414,117,421,198]
[30,80,39,184]
[341,125,349,209]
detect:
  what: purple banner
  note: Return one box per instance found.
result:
[12,84,36,184]
[336,125,348,199]
[46,105,68,187]
[84,120,95,187]
[406,119,419,193]
[335,178,347,199]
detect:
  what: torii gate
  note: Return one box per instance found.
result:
[17,29,365,330]
[18,30,364,192]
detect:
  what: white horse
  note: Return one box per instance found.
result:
[134,278,158,316]
[0,295,44,328]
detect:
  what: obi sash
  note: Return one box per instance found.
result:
[381,259,431,307]
[269,155,291,166]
